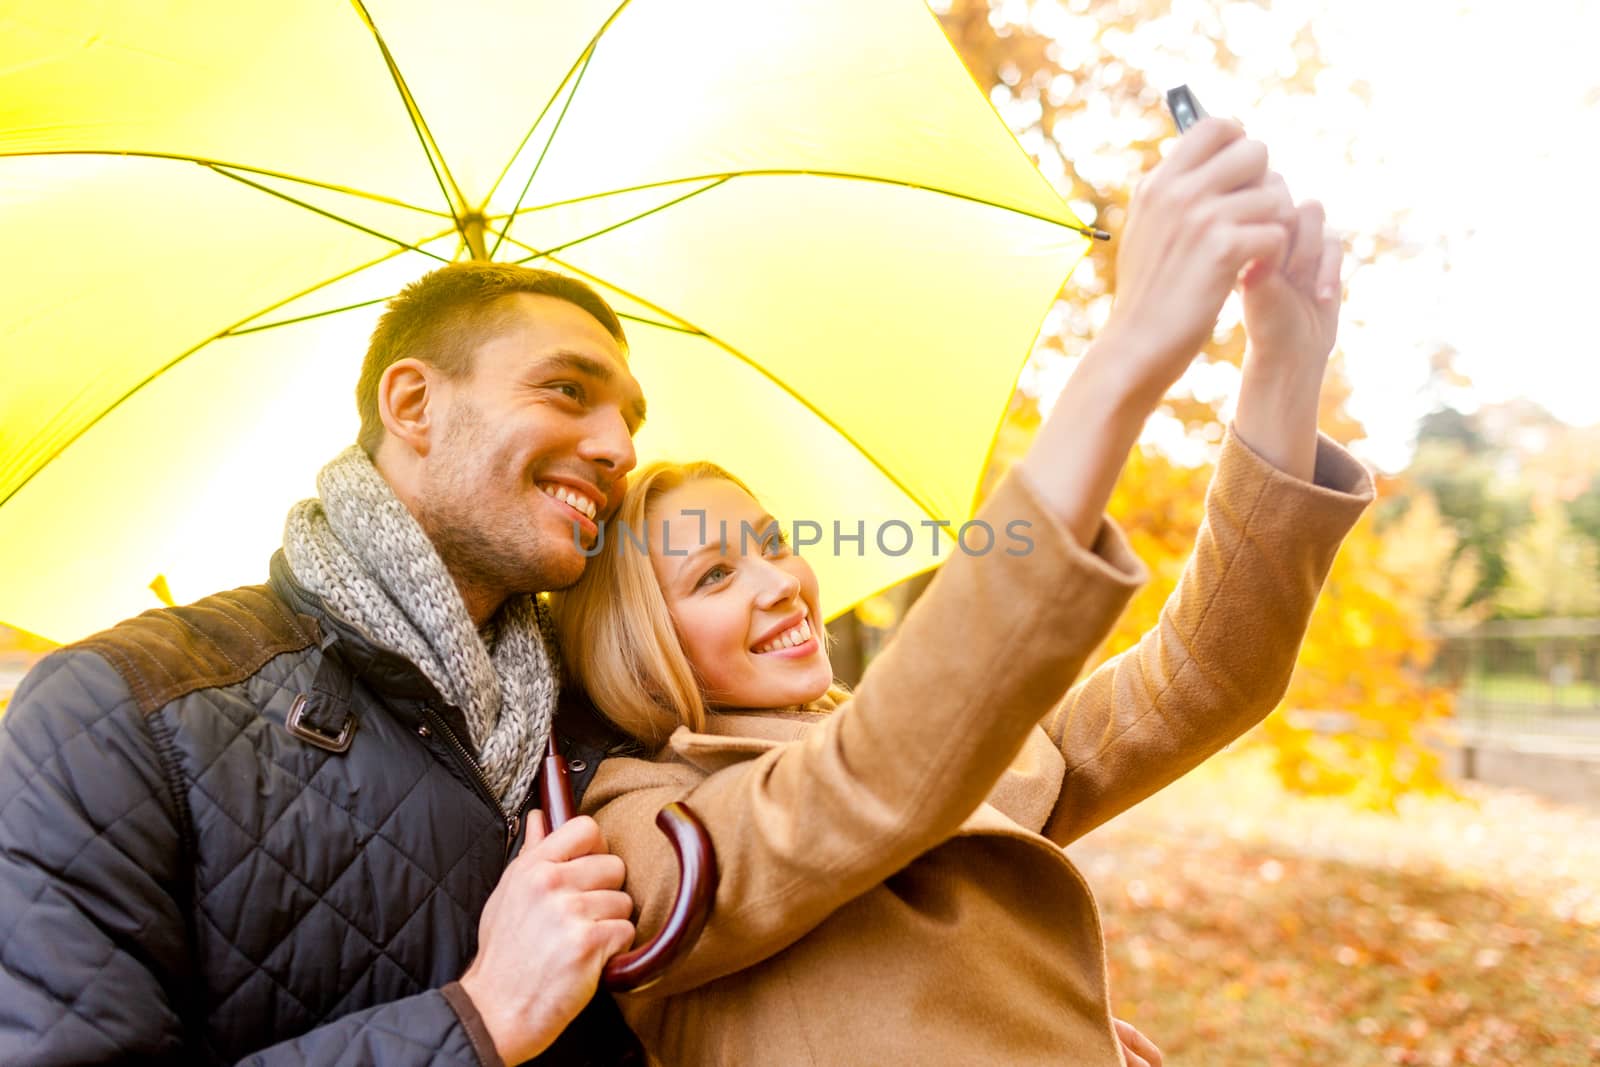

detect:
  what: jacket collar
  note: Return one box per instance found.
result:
[269,550,448,708]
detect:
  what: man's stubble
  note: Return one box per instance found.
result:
[415,398,586,607]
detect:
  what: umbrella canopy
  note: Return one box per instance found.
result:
[0,0,1094,644]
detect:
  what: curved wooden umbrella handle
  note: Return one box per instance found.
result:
[537,740,719,994]
[601,801,717,992]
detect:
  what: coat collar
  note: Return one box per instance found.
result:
[270,551,443,702]
[701,709,824,740]
[665,709,822,772]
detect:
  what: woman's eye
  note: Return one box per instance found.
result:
[763,531,790,558]
[696,564,731,589]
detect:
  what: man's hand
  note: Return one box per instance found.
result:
[1115,1017,1165,1067]
[458,815,635,1066]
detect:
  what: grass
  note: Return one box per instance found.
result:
[1068,748,1600,1065]
[1461,674,1600,710]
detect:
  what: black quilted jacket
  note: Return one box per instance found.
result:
[0,553,642,1066]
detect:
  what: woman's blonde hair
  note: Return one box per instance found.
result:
[551,460,847,749]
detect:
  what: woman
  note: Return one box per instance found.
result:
[554,120,1373,1065]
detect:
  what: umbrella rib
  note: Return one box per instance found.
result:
[496,231,706,336]
[207,166,452,261]
[507,177,730,265]
[613,312,702,336]
[348,0,466,220]
[963,241,1095,519]
[216,227,460,335]
[527,251,950,523]
[224,295,393,337]
[0,241,433,509]
[0,382,98,503]
[0,150,453,218]
[486,43,602,261]
[510,168,1105,239]
[482,0,633,215]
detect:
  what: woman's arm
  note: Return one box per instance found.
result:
[1038,186,1368,843]
[1038,426,1372,845]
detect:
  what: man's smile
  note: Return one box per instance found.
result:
[537,479,602,521]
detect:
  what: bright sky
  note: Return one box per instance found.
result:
[1254,0,1600,471]
[1012,0,1600,472]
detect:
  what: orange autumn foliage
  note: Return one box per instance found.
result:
[1088,439,1456,809]
[979,383,1456,808]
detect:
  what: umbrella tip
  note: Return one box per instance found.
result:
[1090,228,1111,241]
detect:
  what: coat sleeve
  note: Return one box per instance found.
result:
[582,467,1148,996]
[0,650,497,1067]
[237,986,497,1067]
[0,650,191,1064]
[1038,427,1374,846]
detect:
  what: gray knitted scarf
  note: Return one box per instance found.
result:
[282,446,557,810]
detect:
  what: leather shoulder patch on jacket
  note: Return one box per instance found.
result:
[71,585,319,716]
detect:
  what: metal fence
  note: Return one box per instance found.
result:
[1430,618,1600,755]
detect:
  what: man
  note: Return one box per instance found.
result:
[0,264,648,1065]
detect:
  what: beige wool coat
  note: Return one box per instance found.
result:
[582,428,1373,1066]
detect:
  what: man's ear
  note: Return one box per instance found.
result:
[377,358,438,457]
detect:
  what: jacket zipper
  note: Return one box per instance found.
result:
[420,705,521,857]
[287,586,527,859]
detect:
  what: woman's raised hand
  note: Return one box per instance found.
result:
[1239,194,1342,364]
[1231,187,1345,482]
[1099,117,1297,406]
[1017,119,1296,546]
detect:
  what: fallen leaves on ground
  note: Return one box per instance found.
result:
[1069,748,1600,1065]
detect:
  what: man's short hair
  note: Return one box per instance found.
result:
[355,262,628,455]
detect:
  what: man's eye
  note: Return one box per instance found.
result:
[551,382,583,401]
[696,564,731,589]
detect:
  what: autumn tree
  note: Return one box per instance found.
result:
[1372,489,1484,626]
[1402,407,1533,611]
[1498,501,1600,618]
[1568,474,1600,582]
[1390,397,1600,619]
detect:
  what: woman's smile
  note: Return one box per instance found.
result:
[750,612,816,656]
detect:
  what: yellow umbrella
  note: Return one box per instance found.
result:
[0,0,1096,644]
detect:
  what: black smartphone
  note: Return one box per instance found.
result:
[1165,85,1208,133]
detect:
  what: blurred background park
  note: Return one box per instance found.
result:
[3,0,1597,1063]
